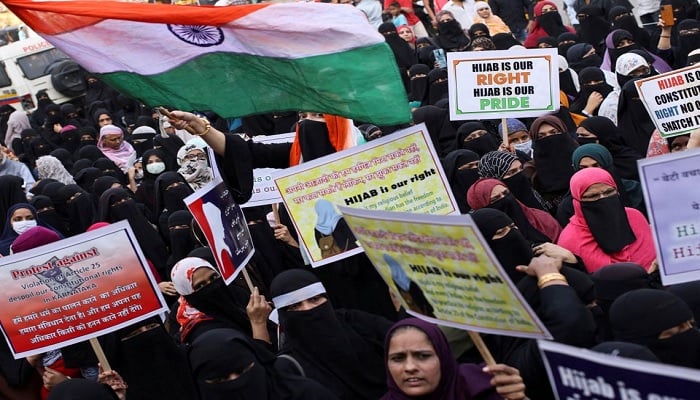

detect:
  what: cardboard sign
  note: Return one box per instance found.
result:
[0,221,167,359]
[242,132,295,208]
[539,340,700,400]
[638,148,700,285]
[273,124,459,267]
[635,64,700,138]
[185,178,255,284]
[339,207,551,339]
[447,48,559,120]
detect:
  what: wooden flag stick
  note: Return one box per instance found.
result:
[467,330,496,366]
[501,117,509,148]
[89,338,112,372]
[158,107,198,136]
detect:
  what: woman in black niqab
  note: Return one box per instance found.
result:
[441,149,480,213]
[609,6,651,51]
[30,195,69,237]
[99,187,169,279]
[569,67,614,115]
[189,328,339,400]
[578,116,642,179]
[617,78,656,156]
[411,105,457,157]
[435,17,471,52]
[407,64,430,104]
[54,184,96,236]
[577,5,611,55]
[379,23,418,92]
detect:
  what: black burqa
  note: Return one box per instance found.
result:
[153,134,185,168]
[411,105,457,157]
[270,270,390,400]
[189,328,339,400]
[441,149,480,213]
[408,64,430,104]
[47,379,118,400]
[609,6,651,51]
[530,116,578,194]
[379,23,417,92]
[54,184,96,236]
[569,67,614,114]
[427,67,449,105]
[0,175,28,234]
[617,78,656,156]
[456,121,500,156]
[577,6,611,54]
[98,188,169,279]
[578,116,641,180]
[30,194,69,237]
[435,19,471,51]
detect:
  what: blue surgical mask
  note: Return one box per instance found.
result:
[513,140,533,155]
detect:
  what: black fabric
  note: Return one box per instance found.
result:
[93,157,127,184]
[189,328,338,400]
[408,64,430,104]
[557,32,580,58]
[167,210,198,271]
[456,122,500,156]
[77,144,105,162]
[609,6,651,51]
[0,175,28,234]
[153,134,185,169]
[532,134,578,193]
[54,184,96,236]
[591,262,651,313]
[489,193,553,243]
[537,10,568,37]
[677,19,700,67]
[379,22,418,91]
[617,78,656,156]
[30,195,70,237]
[580,194,636,253]
[297,119,335,162]
[570,67,614,114]
[270,269,389,400]
[411,105,457,157]
[74,167,103,194]
[98,188,169,278]
[472,208,533,283]
[607,29,643,72]
[427,68,449,105]
[435,19,471,51]
[591,341,659,362]
[579,116,642,180]
[154,171,193,218]
[492,32,522,50]
[441,149,480,213]
[47,379,119,400]
[185,278,253,337]
[577,6,611,51]
[567,43,603,73]
[503,172,547,210]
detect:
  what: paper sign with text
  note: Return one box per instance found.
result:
[273,124,459,268]
[447,48,559,120]
[0,221,167,359]
[339,207,550,339]
[539,340,700,400]
[242,132,295,208]
[185,178,255,284]
[638,148,700,285]
[635,64,700,138]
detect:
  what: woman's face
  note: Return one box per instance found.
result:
[581,182,617,202]
[477,6,491,18]
[11,208,34,223]
[191,267,221,292]
[388,327,441,397]
[536,122,561,139]
[399,27,414,42]
[147,155,163,164]
[97,113,112,128]
[102,134,122,150]
[576,126,597,140]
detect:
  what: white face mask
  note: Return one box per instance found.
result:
[146,162,166,175]
[513,140,533,155]
[12,219,37,235]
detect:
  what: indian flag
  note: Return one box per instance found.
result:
[3,0,411,125]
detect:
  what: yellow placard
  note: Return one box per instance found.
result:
[340,207,551,339]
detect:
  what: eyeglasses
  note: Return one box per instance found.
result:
[580,187,617,202]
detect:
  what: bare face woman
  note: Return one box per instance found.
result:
[387,327,441,397]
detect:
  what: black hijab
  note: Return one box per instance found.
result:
[77,144,105,162]
[0,175,27,234]
[155,171,194,217]
[577,5,611,52]
[537,8,568,37]
[557,32,580,58]
[530,116,578,193]
[468,23,491,38]
[427,67,449,105]
[270,269,387,400]
[441,149,480,213]
[677,19,700,67]
[456,121,500,156]
[436,19,471,51]
[153,134,185,168]
[411,105,457,157]
[189,328,338,400]
[570,67,614,114]
[379,22,418,72]
[49,148,74,172]
[617,78,656,156]
[607,29,643,72]
[73,167,104,194]
[610,289,700,369]
[54,184,96,236]
[609,6,651,51]
[59,125,81,156]
[30,195,69,237]
[492,32,522,50]
[297,119,335,162]
[472,208,534,283]
[408,64,430,104]
[578,116,642,179]
[567,43,603,73]
[99,188,169,278]
[47,379,118,400]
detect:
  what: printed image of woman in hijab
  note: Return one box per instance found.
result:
[313,199,358,259]
[384,253,436,317]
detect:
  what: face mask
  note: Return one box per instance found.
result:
[648,328,700,368]
[513,140,533,154]
[577,137,598,146]
[12,219,37,235]
[146,162,166,175]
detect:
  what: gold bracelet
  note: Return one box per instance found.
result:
[537,273,567,289]
[193,117,211,137]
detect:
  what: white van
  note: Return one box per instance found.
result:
[0,34,86,111]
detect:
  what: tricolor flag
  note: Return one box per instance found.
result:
[3,0,411,125]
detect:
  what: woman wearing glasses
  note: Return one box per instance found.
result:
[556,167,655,273]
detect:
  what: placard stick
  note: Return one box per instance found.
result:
[89,338,112,372]
[501,117,509,148]
[272,203,280,225]
[241,268,255,292]
[467,331,496,366]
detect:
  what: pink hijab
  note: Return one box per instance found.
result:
[467,178,562,242]
[557,168,656,273]
[97,124,135,172]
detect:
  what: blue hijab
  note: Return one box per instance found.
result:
[314,199,342,235]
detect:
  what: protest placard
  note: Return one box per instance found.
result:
[539,340,700,400]
[273,124,459,267]
[0,221,167,359]
[447,48,559,121]
[242,132,295,208]
[638,148,700,285]
[635,64,700,138]
[185,178,255,284]
[339,206,550,339]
